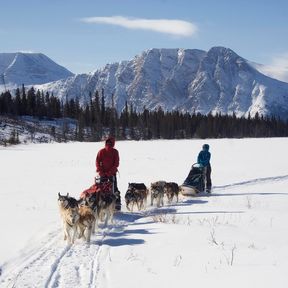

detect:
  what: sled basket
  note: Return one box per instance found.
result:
[181,163,205,195]
[80,178,113,198]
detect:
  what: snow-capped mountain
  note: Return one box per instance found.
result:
[0,52,74,91]
[35,47,288,120]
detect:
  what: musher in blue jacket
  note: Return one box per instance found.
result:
[197,144,212,193]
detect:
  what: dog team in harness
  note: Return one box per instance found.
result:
[58,138,212,244]
[84,139,212,208]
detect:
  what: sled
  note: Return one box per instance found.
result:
[180,185,199,196]
[80,177,113,198]
[180,163,205,196]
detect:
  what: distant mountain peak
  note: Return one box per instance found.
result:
[0,52,74,90]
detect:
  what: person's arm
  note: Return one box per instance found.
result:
[96,150,104,176]
[207,152,211,164]
[108,150,119,176]
[197,151,202,164]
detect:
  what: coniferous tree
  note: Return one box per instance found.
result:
[21,84,27,115]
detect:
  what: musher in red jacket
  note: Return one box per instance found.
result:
[96,136,121,210]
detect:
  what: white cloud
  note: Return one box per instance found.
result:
[261,53,288,83]
[81,16,197,37]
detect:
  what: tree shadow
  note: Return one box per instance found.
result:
[212,192,288,197]
[213,175,288,190]
[177,199,209,206]
[174,210,244,215]
[145,207,177,216]
[108,228,156,238]
[114,211,143,222]
[100,238,145,247]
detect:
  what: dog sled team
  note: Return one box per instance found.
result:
[58,137,212,244]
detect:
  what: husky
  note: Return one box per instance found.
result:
[79,193,99,234]
[77,200,96,243]
[82,190,115,227]
[125,183,148,211]
[58,193,80,244]
[164,182,179,203]
[150,181,166,207]
[97,191,116,226]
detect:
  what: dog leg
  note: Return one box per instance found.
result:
[92,218,97,234]
[62,221,67,240]
[136,200,140,211]
[67,227,72,244]
[86,224,92,243]
[161,194,164,207]
[156,196,160,207]
[103,211,109,227]
[78,224,85,239]
[109,207,115,224]
[144,195,147,209]
[71,227,77,244]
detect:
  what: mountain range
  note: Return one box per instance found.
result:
[1,48,288,120]
[0,52,73,90]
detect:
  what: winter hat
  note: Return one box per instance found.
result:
[105,136,115,147]
[202,144,209,150]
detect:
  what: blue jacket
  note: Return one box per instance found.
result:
[197,150,211,167]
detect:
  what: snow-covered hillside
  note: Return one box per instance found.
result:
[36,47,288,120]
[0,52,73,91]
[0,139,287,288]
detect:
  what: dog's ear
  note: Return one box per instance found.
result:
[58,192,60,197]
[66,193,69,197]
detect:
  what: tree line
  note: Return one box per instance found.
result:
[1,85,288,142]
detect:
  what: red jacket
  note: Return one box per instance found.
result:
[96,137,119,177]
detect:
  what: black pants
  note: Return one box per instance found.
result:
[204,164,212,191]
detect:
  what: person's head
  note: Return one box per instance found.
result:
[105,136,115,149]
[202,144,209,151]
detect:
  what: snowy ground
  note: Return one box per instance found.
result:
[0,138,287,288]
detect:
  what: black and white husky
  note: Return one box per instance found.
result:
[125,183,148,211]
[164,182,179,203]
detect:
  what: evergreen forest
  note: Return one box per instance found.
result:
[1,85,288,142]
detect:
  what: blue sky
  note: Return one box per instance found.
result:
[1,0,287,74]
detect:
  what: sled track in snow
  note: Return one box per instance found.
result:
[1,230,61,288]
[213,174,288,190]
[0,216,136,288]
[45,234,106,288]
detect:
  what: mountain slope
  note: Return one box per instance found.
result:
[0,52,74,89]
[35,47,288,120]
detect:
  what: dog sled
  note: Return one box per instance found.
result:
[80,176,121,211]
[80,177,113,199]
[180,163,205,196]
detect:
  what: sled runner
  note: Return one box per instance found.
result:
[180,163,205,196]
